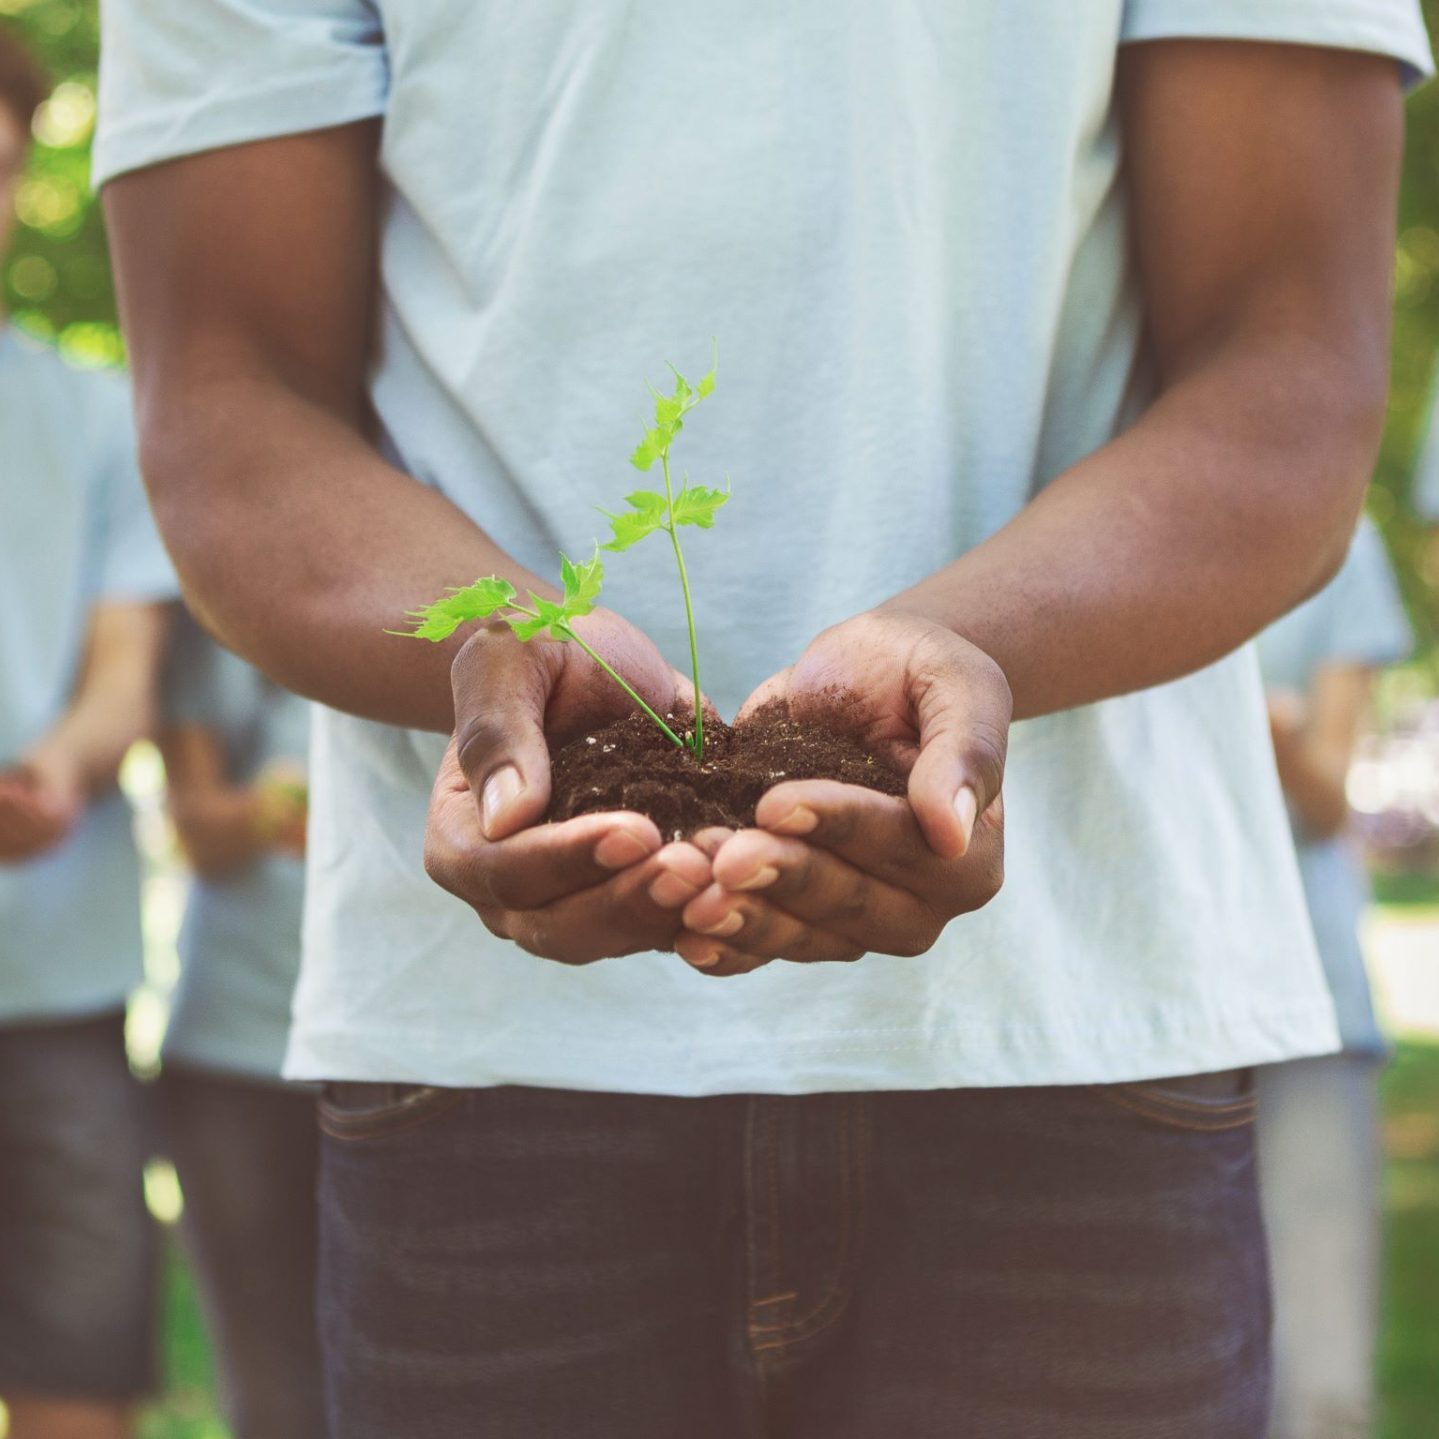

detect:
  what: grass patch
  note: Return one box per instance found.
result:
[1379,1038,1439,1439]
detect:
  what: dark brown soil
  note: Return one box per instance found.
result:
[547,703,907,839]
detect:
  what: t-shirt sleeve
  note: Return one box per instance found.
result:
[93,0,388,187]
[1121,0,1434,87]
[88,373,178,603]
[1321,517,1414,669]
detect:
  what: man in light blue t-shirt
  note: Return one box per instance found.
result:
[95,5,1430,1436]
[0,27,176,1437]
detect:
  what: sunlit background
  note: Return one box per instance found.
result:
[2,0,1439,1435]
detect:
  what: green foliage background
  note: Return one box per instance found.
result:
[1,0,119,365]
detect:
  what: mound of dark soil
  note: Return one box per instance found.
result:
[547,705,906,839]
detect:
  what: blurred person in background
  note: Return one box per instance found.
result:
[152,606,322,1439]
[0,26,174,1439]
[1256,515,1412,1439]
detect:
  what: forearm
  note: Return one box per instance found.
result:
[30,637,161,792]
[139,373,551,733]
[886,332,1381,720]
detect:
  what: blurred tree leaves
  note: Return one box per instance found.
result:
[1,0,119,367]
[1380,0,1439,643]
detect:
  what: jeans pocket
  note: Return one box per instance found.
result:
[317,1082,465,1142]
[1088,1068,1259,1133]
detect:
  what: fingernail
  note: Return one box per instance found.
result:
[687,949,722,969]
[768,805,817,836]
[481,766,523,838]
[730,865,778,892]
[649,871,699,908]
[954,785,979,854]
[594,828,654,870]
[697,910,744,937]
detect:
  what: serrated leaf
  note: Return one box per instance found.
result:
[559,548,604,618]
[671,484,730,529]
[630,435,659,471]
[506,611,550,642]
[506,594,570,643]
[600,491,668,551]
[696,365,716,399]
[400,576,518,642]
[654,393,684,429]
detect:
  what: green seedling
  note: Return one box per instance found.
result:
[397,353,729,761]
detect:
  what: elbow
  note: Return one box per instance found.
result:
[1278,354,1389,609]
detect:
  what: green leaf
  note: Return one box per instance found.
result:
[630,433,660,471]
[506,611,550,642]
[504,594,565,643]
[399,576,518,642]
[695,344,717,400]
[654,393,684,429]
[559,548,604,618]
[671,484,730,529]
[600,490,668,551]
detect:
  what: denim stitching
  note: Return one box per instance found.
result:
[1091,1086,1257,1132]
[750,1097,867,1351]
[316,1087,464,1142]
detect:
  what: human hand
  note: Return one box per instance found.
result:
[673,610,1010,976]
[255,761,309,860]
[0,744,85,863]
[423,609,719,963]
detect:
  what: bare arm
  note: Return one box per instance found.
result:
[103,124,549,733]
[25,601,170,793]
[687,41,1407,971]
[106,123,719,959]
[885,42,1403,719]
[1268,665,1374,839]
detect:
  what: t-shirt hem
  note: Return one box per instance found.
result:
[281,1001,1341,1094]
[0,989,135,1029]
[1120,0,1435,86]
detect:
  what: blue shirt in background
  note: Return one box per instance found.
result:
[161,610,310,1080]
[0,327,176,1024]
[1255,519,1412,1056]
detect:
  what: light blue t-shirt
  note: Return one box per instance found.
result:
[1256,519,1412,1056]
[0,328,176,1025]
[161,611,310,1080]
[95,2,1432,1094]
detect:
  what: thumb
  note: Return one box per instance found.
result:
[451,628,558,841]
[905,644,1011,861]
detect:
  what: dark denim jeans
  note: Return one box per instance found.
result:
[0,1010,158,1402]
[318,1076,1268,1439]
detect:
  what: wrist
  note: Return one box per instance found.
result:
[19,740,87,808]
